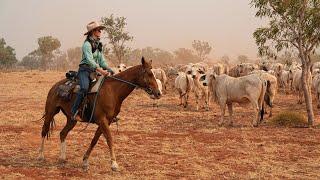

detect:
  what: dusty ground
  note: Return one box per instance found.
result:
[0,70,320,179]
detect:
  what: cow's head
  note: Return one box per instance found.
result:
[186,65,205,79]
[117,63,127,73]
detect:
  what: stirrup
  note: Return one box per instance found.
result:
[71,110,82,122]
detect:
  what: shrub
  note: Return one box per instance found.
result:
[269,111,308,128]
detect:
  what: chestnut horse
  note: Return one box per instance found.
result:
[38,57,161,171]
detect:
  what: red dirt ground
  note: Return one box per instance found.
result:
[0,70,319,179]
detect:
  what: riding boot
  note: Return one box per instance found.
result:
[71,92,86,122]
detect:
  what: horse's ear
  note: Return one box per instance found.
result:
[141,57,146,66]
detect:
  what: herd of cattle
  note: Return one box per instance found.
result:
[110,61,320,127]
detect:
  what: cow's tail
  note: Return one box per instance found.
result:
[259,80,268,122]
[180,74,190,97]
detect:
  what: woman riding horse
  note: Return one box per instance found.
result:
[38,22,161,170]
[71,21,114,122]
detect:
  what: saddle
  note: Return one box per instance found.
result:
[56,70,106,123]
[57,70,105,100]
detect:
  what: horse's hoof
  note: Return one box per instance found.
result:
[37,154,45,161]
[83,165,89,172]
[111,161,119,171]
[83,164,89,172]
[58,158,67,164]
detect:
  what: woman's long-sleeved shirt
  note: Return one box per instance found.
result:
[79,40,108,70]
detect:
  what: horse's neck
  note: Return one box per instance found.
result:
[104,66,141,102]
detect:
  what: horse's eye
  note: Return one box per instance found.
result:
[187,71,191,74]
[117,66,120,68]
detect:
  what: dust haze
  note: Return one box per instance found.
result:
[0,0,265,61]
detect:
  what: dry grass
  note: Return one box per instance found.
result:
[0,71,320,179]
[269,111,308,128]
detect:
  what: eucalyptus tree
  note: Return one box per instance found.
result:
[251,0,320,125]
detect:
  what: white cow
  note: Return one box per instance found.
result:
[250,71,277,117]
[151,68,168,90]
[112,63,127,74]
[312,73,320,108]
[292,70,312,104]
[175,72,194,108]
[202,73,268,127]
[279,70,290,91]
[186,65,209,111]
[237,63,259,76]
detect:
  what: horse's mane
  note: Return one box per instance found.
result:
[116,65,141,77]
[104,65,142,83]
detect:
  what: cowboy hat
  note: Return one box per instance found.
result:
[84,21,106,35]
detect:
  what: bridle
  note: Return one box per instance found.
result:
[105,75,154,95]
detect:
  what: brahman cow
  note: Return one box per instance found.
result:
[175,72,194,108]
[202,73,270,127]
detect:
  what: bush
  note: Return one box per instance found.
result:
[269,111,308,128]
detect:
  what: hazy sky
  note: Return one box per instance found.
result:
[0,0,266,60]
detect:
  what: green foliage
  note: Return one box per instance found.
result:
[0,38,18,68]
[252,0,320,125]
[269,111,308,128]
[67,47,82,68]
[20,36,62,70]
[251,0,320,60]
[37,36,61,70]
[101,14,133,64]
[192,40,212,61]
[20,49,41,69]
[277,51,299,66]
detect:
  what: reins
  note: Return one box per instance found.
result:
[79,74,150,132]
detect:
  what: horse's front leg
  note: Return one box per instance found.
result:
[82,126,102,171]
[99,117,119,171]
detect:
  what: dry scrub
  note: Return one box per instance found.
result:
[0,71,319,179]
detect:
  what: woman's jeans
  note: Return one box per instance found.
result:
[71,66,92,116]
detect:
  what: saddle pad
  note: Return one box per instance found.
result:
[90,76,104,93]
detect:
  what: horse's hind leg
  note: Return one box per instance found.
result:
[58,118,77,163]
[82,127,102,171]
[38,107,60,160]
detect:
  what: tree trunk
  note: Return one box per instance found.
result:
[301,60,314,126]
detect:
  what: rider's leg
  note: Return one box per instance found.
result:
[71,69,90,120]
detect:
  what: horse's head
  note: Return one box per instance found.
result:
[137,57,161,99]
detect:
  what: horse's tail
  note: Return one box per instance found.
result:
[41,111,56,139]
[40,82,61,139]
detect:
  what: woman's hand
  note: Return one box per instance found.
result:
[96,68,110,76]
